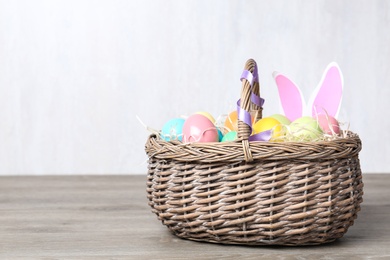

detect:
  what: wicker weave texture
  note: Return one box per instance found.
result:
[145,134,363,246]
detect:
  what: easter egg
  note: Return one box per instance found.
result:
[317,114,340,135]
[196,111,216,124]
[223,110,255,134]
[182,114,219,143]
[224,111,238,133]
[217,128,224,141]
[252,117,283,139]
[221,131,237,142]
[289,116,323,141]
[270,114,291,125]
[160,118,185,141]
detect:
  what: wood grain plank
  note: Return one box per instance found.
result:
[0,174,389,259]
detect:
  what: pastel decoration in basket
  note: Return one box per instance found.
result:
[160,118,185,141]
[316,114,340,135]
[195,111,216,124]
[224,111,238,133]
[269,114,291,125]
[289,116,324,141]
[161,112,235,143]
[221,131,237,142]
[252,117,283,141]
[273,62,343,122]
[182,114,219,143]
[224,110,255,134]
[159,61,344,144]
[217,128,224,142]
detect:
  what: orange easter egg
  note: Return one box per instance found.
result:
[224,111,238,132]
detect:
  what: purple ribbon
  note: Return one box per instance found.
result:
[252,64,265,107]
[240,68,265,107]
[237,66,269,141]
[253,64,258,82]
[249,129,272,141]
[240,70,254,86]
[237,99,252,127]
[251,94,265,107]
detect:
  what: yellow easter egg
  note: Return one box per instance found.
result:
[252,117,283,139]
[195,111,216,124]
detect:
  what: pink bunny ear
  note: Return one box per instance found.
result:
[273,72,305,122]
[307,62,343,118]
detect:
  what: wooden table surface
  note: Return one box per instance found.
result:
[0,174,389,259]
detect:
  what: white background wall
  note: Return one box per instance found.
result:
[0,0,388,175]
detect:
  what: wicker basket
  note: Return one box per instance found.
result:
[145,59,363,246]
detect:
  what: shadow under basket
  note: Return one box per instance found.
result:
[145,59,363,246]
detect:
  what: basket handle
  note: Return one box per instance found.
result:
[237,59,264,161]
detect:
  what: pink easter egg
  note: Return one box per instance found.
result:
[317,114,340,135]
[182,114,219,143]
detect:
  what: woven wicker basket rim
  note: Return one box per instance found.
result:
[145,131,362,163]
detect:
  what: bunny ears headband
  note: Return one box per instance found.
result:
[273,62,343,121]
